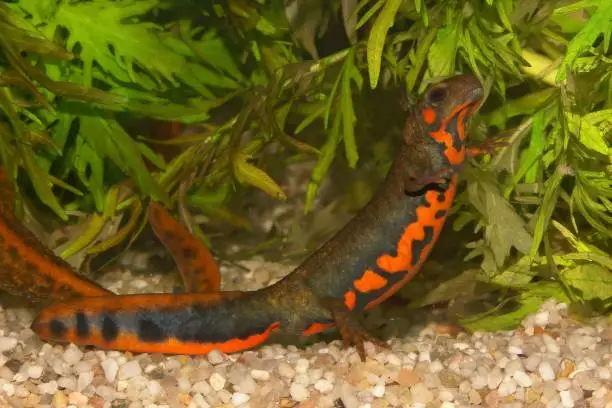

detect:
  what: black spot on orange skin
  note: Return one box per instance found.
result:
[138,319,166,342]
[181,247,197,261]
[75,311,89,338]
[50,320,67,337]
[434,210,447,219]
[102,315,119,342]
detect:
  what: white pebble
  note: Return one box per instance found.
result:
[101,359,119,383]
[440,402,455,408]
[290,382,309,402]
[596,367,610,380]
[314,379,333,393]
[508,346,524,355]
[118,360,142,379]
[77,371,93,392]
[438,389,454,402]
[38,380,58,394]
[560,390,575,407]
[231,392,250,406]
[0,337,17,353]
[147,380,163,397]
[57,376,77,391]
[68,391,88,405]
[542,334,560,354]
[387,354,402,366]
[295,358,309,373]
[2,383,14,397]
[429,360,444,373]
[250,369,270,381]
[278,362,295,378]
[207,349,226,365]
[418,351,431,363]
[27,365,43,379]
[209,372,226,391]
[513,371,533,387]
[557,377,572,391]
[487,368,503,389]
[470,374,488,390]
[62,345,84,364]
[372,383,385,397]
[538,361,556,381]
[498,378,517,396]
[534,311,550,326]
[411,383,434,404]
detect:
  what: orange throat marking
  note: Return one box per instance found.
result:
[363,176,459,311]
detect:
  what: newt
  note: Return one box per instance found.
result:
[28,74,488,361]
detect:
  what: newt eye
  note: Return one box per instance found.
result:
[427,86,447,104]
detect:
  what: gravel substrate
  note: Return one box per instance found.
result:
[0,258,611,408]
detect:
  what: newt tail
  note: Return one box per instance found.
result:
[32,75,485,360]
[0,170,111,303]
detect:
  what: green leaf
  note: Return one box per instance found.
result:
[410,269,479,308]
[566,112,609,155]
[233,150,286,201]
[489,256,538,289]
[367,0,402,89]
[530,167,565,258]
[556,1,612,82]
[306,116,342,213]
[460,282,570,332]
[341,50,359,168]
[427,25,458,77]
[79,117,166,202]
[562,263,612,302]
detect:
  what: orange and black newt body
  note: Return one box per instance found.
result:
[0,170,111,303]
[30,75,485,360]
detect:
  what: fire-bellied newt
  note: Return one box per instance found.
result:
[24,74,487,361]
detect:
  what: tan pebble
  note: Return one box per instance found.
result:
[52,392,68,408]
[23,394,41,407]
[68,391,88,405]
[484,390,502,408]
[534,326,547,335]
[396,369,421,386]
[469,389,482,404]
[525,388,542,403]
[178,392,191,404]
[558,360,576,378]
[434,323,462,335]
[88,395,105,408]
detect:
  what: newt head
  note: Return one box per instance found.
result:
[416,74,484,172]
[399,75,484,191]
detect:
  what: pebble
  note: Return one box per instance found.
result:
[538,361,556,381]
[0,270,608,408]
[231,392,250,405]
[289,382,309,401]
[209,372,226,391]
[513,370,533,387]
[62,345,84,365]
[118,360,142,379]
[101,358,119,383]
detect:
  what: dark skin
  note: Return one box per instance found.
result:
[3,75,487,361]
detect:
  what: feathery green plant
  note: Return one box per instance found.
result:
[0,0,610,328]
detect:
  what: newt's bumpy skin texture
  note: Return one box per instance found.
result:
[31,75,484,360]
[0,170,111,304]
